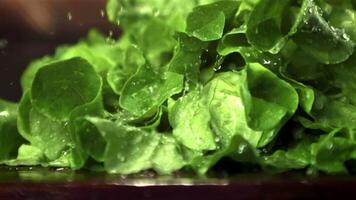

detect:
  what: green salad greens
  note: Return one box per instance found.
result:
[2,0,356,175]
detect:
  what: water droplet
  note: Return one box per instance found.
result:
[261,148,268,153]
[213,65,222,72]
[197,137,203,145]
[342,33,350,41]
[308,8,313,13]
[64,121,69,127]
[237,144,247,154]
[67,12,72,21]
[0,39,8,49]
[182,80,191,94]
[117,154,126,162]
[0,111,9,117]
[214,138,220,143]
[100,9,105,17]
[306,167,318,176]
[56,167,65,171]
[148,86,154,93]
[153,10,160,17]
[263,59,271,65]
[106,30,114,43]
[326,141,334,150]
[118,6,124,15]
[311,26,320,32]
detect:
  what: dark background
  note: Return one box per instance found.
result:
[0,0,117,102]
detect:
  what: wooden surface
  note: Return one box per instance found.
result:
[0,167,356,200]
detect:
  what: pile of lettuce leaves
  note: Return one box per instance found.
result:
[2,0,356,175]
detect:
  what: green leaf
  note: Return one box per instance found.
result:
[168,32,208,81]
[21,30,121,92]
[217,26,250,56]
[186,1,240,41]
[311,130,356,173]
[0,100,25,161]
[187,11,225,41]
[106,0,121,23]
[263,137,314,172]
[217,26,284,72]
[151,135,186,174]
[190,135,259,174]
[292,0,355,64]
[329,53,356,105]
[18,92,72,160]
[170,90,217,151]
[328,7,356,41]
[21,56,54,92]
[246,0,355,63]
[18,58,104,164]
[106,0,201,31]
[206,72,261,147]
[246,0,291,53]
[87,118,160,174]
[3,145,45,166]
[69,91,105,165]
[265,129,356,174]
[8,0,356,176]
[141,19,176,66]
[300,97,356,131]
[107,45,145,95]
[246,63,299,147]
[120,65,184,117]
[31,57,102,121]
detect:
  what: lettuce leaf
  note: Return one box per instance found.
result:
[2,0,356,175]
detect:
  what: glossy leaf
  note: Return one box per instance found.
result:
[0,100,25,161]
[31,57,102,121]
[186,1,240,41]
[120,65,183,117]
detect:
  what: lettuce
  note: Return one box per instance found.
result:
[2,0,356,175]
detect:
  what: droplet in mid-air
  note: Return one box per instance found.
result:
[67,12,73,21]
[0,39,8,49]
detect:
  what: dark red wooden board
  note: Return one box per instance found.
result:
[1,167,356,200]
